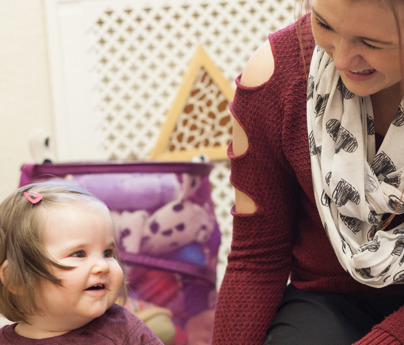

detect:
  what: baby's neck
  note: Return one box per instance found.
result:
[15,322,69,339]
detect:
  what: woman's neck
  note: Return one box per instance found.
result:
[371,82,402,137]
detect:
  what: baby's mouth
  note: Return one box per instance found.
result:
[85,284,105,291]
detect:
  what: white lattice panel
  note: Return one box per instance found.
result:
[45,0,296,287]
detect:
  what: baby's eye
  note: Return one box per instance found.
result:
[103,249,115,258]
[71,250,86,258]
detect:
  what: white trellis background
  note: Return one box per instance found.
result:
[45,0,296,288]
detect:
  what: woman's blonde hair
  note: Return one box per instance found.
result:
[0,181,126,322]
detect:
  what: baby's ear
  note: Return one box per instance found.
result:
[0,260,9,286]
[0,260,25,295]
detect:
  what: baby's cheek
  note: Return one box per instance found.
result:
[112,262,124,286]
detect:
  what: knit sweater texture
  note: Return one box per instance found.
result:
[212,13,404,345]
[0,304,163,344]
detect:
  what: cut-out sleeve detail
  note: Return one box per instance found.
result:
[227,39,276,215]
[230,118,257,214]
[212,13,318,345]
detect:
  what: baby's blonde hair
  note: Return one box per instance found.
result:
[0,181,125,322]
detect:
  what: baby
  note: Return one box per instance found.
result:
[0,182,163,344]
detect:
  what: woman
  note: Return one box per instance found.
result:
[212,0,404,344]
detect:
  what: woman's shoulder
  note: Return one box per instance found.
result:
[238,13,314,90]
[240,41,274,87]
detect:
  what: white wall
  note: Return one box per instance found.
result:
[0,0,54,201]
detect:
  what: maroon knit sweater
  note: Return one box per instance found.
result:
[212,14,404,345]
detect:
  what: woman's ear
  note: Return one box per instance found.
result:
[0,260,24,295]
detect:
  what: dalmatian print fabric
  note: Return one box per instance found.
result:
[307,45,404,287]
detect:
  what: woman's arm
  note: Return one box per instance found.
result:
[354,306,404,345]
[232,40,274,215]
[212,37,297,344]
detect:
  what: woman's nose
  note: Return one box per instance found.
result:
[330,39,361,71]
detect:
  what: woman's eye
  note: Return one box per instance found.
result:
[316,19,332,31]
[103,249,114,258]
[71,250,85,258]
[361,40,380,50]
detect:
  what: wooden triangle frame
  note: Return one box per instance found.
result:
[149,45,234,161]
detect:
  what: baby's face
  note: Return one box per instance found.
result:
[32,202,123,333]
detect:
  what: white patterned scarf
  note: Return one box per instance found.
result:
[307,45,404,287]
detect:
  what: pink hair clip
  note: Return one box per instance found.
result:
[23,191,43,204]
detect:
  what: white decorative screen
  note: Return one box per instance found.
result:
[45,0,296,286]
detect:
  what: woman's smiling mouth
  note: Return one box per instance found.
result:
[349,69,375,75]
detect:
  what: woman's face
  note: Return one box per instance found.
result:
[311,0,403,97]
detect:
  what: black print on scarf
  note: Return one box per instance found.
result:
[309,131,322,156]
[392,231,404,266]
[307,75,314,101]
[359,238,380,252]
[384,173,402,188]
[393,270,404,282]
[380,265,390,277]
[326,119,358,153]
[368,211,379,225]
[365,174,379,193]
[388,195,404,213]
[325,59,333,68]
[321,190,331,207]
[337,78,355,99]
[393,229,404,235]
[391,235,404,257]
[355,267,374,279]
[332,179,360,207]
[340,214,362,234]
[367,114,375,135]
[325,172,332,186]
[341,238,353,256]
[367,225,378,241]
[392,105,404,127]
[342,238,348,254]
[371,152,396,179]
[315,94,330,117]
